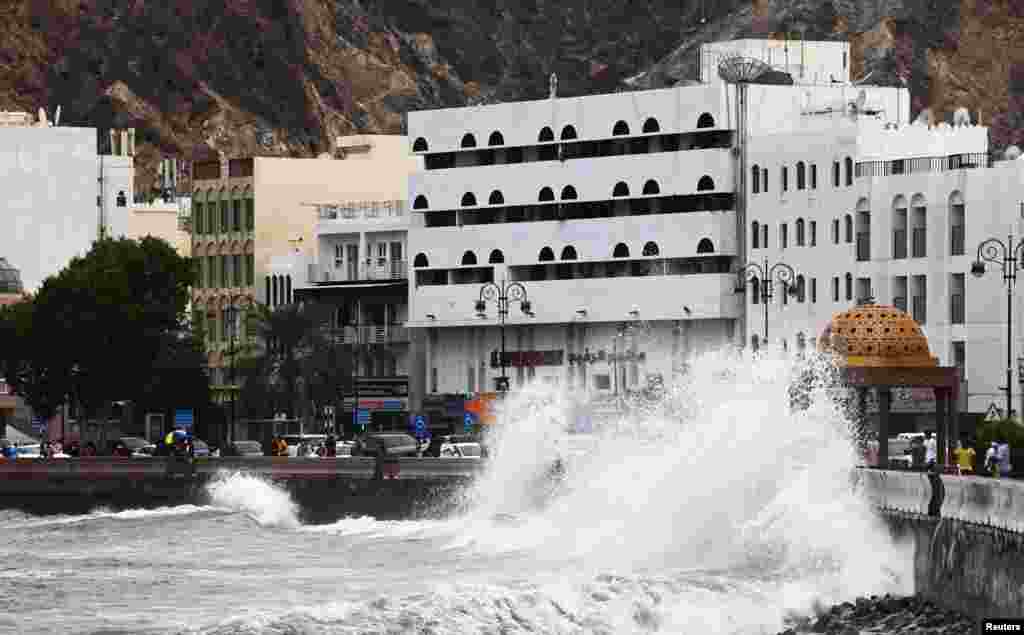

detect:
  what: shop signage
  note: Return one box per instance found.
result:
[490,350,564,368]
[862,386,938,414]
[354,377,409,397]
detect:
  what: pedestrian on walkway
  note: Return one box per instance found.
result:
[985,441,999,477]
[924,431,937,470]
[953,439,976,475]
[997,437,1012,478]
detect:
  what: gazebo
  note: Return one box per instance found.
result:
[818,302,961,468]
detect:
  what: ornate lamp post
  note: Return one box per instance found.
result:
[736,258,799,345]
[972,233,1024,419]
[476,280,533,393]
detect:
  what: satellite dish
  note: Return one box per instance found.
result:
[1005,145,1022,161]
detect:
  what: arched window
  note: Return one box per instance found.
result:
[795,218,805,246]
[642,179,660,195]
[832,161,840,187]
[642,241,659,256]
[413,194,429,210]
[844,156,854,186]
[697,238,714,254]
[696,113,715,128]
[751,278,760,305]
[560,246,578,260]
[642,117,660,133]
[560,125,577,140]
[697,176,715,191]
[461,251,478,266]
[752,221,760,249]
[796,161,806,190]
[949,191,965,256]
[560,185,578,200]
[612,120,630,136]
[460,133,477,148]
[538,187,555,202]
[487,131,504,146]
[116,190,127,207]
[613,243,630,258]
[412,137,428,152]
[751,165,760,193]
[845,273,853,301]
[844,214,853,243]
[488,249,504,264]
[488,190,504,205]
[538,247,555,262]
[461,192,477,207]
[781,166,789,191]
[796,275,806,303]
[413,253,429,268]
[613,182,630,197]
[538,127,555,142]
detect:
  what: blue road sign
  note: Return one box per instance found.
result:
[413,414,428,438]
[174,409,194,430]
[463,412,476,433]
[355,409,371,429]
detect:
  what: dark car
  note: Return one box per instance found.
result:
[350,433,419,457]
[223,440,265,457]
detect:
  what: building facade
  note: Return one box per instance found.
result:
[289,135,423,435]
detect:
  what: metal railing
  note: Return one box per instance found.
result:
[309,260,408,283]
[316,200,406,221]
[856,152,991,178]
[893,230,907,259]
[323,325,410,345]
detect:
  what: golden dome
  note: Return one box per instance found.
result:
[817,303,937,367]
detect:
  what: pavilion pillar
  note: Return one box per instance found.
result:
[877,388,891,469]
[934,386,947,469]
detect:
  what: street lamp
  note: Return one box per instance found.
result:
[736,257,799,345]
[972,233,1024,420]
[475,280,532,393]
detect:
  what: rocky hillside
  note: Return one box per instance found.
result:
[1,0,1022,193]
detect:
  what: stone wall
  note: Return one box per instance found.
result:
[858,469,1024,618]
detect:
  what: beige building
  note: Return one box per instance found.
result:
[189,136,421,405]
[125,199,191,255]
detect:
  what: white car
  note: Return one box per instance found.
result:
[440,442,483,459]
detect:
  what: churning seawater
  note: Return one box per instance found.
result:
[0,349,914,635]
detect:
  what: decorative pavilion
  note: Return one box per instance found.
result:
[818,302,961,468]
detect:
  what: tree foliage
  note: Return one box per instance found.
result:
[0,236,207,421]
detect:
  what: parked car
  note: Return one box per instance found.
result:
[439,441,482,459]
[350,433,420,457]
[424,434,477,458]
[279,435,328,457]
[191,439,211,457]
[223,440,265,457]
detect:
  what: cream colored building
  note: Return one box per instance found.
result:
[189,136,422,402]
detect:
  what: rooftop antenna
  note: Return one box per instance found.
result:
[54,105,61,127]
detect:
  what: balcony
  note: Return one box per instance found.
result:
[317,200,406,221]
[322,325,410,345]
[309,260,408,283]
[892,230,907,259]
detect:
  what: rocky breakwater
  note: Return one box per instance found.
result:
[777,595,974,635]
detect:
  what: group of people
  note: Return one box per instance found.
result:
[270,435,339,457]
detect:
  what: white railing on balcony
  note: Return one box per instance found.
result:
[321,325,410,345]
[316,200,406,221]
[309,260,407,283]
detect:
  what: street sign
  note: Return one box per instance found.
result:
[985,403,1003,422]
[355,409,371,430]
[463,412,476,433]
[411,414,428,440]
[174,408,194,430]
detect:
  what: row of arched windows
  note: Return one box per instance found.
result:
[265,274,293,308]
[412,113,717,153]
[750,157,853,195]
[412,239,715,269]
[752,218,819,250]
[412,177,716,211]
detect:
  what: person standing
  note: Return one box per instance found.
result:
[953,439,976,475]
[985,441,999,477]
[997,438,1012,478]
[924,431,937,470]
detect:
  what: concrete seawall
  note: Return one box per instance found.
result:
[856,469,1024,618]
